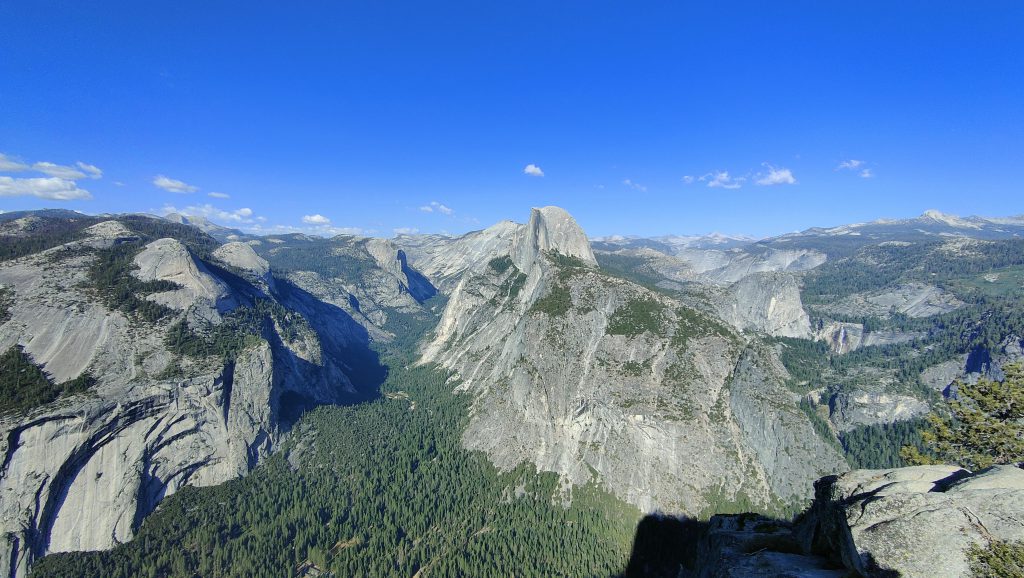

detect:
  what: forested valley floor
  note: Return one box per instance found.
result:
[31,328,640,578]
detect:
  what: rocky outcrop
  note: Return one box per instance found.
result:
[0,222,375,578]
[827,391,930,431]
[798,465,1024,577]
[419,207,845,514]
[819,283,964,319]
[213,241,275,291]
[511,206,597,270]
[133,238,237,319]
[716,273,812,339]
[628,465,1024,577]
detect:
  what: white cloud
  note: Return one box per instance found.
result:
[703,171,744,189]
[245,223,366,236]
[420,201,453,215]
[302,214,331,225]
[523,163,544,177]
[859,168,874,178]
[393,227,419,235]
[207,191,230,199]
[836,159,864,171]
[623,179,647,192]
[0,176,92,200]
[755,164,797,186]
[681,175,695,184]
[0,154,29,172]
[76,162,102,179]
[153,175,198,193]
[32,162,87,180]
[161,203,257,223]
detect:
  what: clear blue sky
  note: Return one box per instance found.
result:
[1,1,1022,238]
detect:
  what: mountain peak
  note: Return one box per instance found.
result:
[920,209,980,229]
[512,206,597,269]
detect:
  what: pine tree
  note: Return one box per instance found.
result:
[902,363,1024,470]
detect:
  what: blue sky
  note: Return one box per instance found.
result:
[1,2,1022,238]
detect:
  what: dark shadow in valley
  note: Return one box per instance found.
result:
[269,278,388,425]
[614,511,880,577]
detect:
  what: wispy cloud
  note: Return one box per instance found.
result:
[32,162,88,180]
[246,223,366,237]
[76,162,103,179]
[0,176,92,200]
[523,163,544,177]
[208,191,230,199]
[302,214,331,225]
[681,175,695,184]
[419,201,453,215]
[702,171,745,189]
[836,159,864,171]
[0,153,103,182]
[755,164,797,186]
[161,203,255,223]
[0,154,29,172]
[623,179,647,192]
[153,175,198,193]
[393,227,419,235]
[859,168,874,178]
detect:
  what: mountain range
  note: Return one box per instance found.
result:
[1,206,1023,577]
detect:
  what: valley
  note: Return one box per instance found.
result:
[0,207,1023,577]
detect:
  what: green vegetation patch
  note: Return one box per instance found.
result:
[607,297,665,337]
[166,300,307,361]
[487,255,513,274]
[530,283,573,317]
[672,306,734,350]
[0,345,95,415]
[840,419,928,469]
[0,286,13,324]
[969,540,1024,577]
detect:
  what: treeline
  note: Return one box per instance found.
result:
[841,419,928,469]
[0,345,95,415]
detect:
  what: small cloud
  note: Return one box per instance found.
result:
[76,162,103,179]
[859,168,874,178]
[755,164,797,186]
[836,159,864,171]
[32,162,87,180]
[114,181,125,187]
[208,191,230,199]
[393,227,419,235]
[681,175,695,184]
[420,200,453,215]
[161,204,258,223]
[623,179,647,192]
[302,214,331,225]
[153,175,198,193]
[0,153,29,172]
[523,163,544,177]
[0,176,92,200]
[704,171,744,189]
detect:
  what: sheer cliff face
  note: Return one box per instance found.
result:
[416,208,846,514]
[0,221,377,578]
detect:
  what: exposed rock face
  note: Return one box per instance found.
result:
[511,206,598,270]
[133,238,237,319]
[633,465,1024,578]
[0,223,375,578]
[827,391,930,431]
[213,241,275,290]
[716,273,812,339]
[252,236,436,339]
[418,207,845,514]
[820,283,964,319]
[799,465,1024,577]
